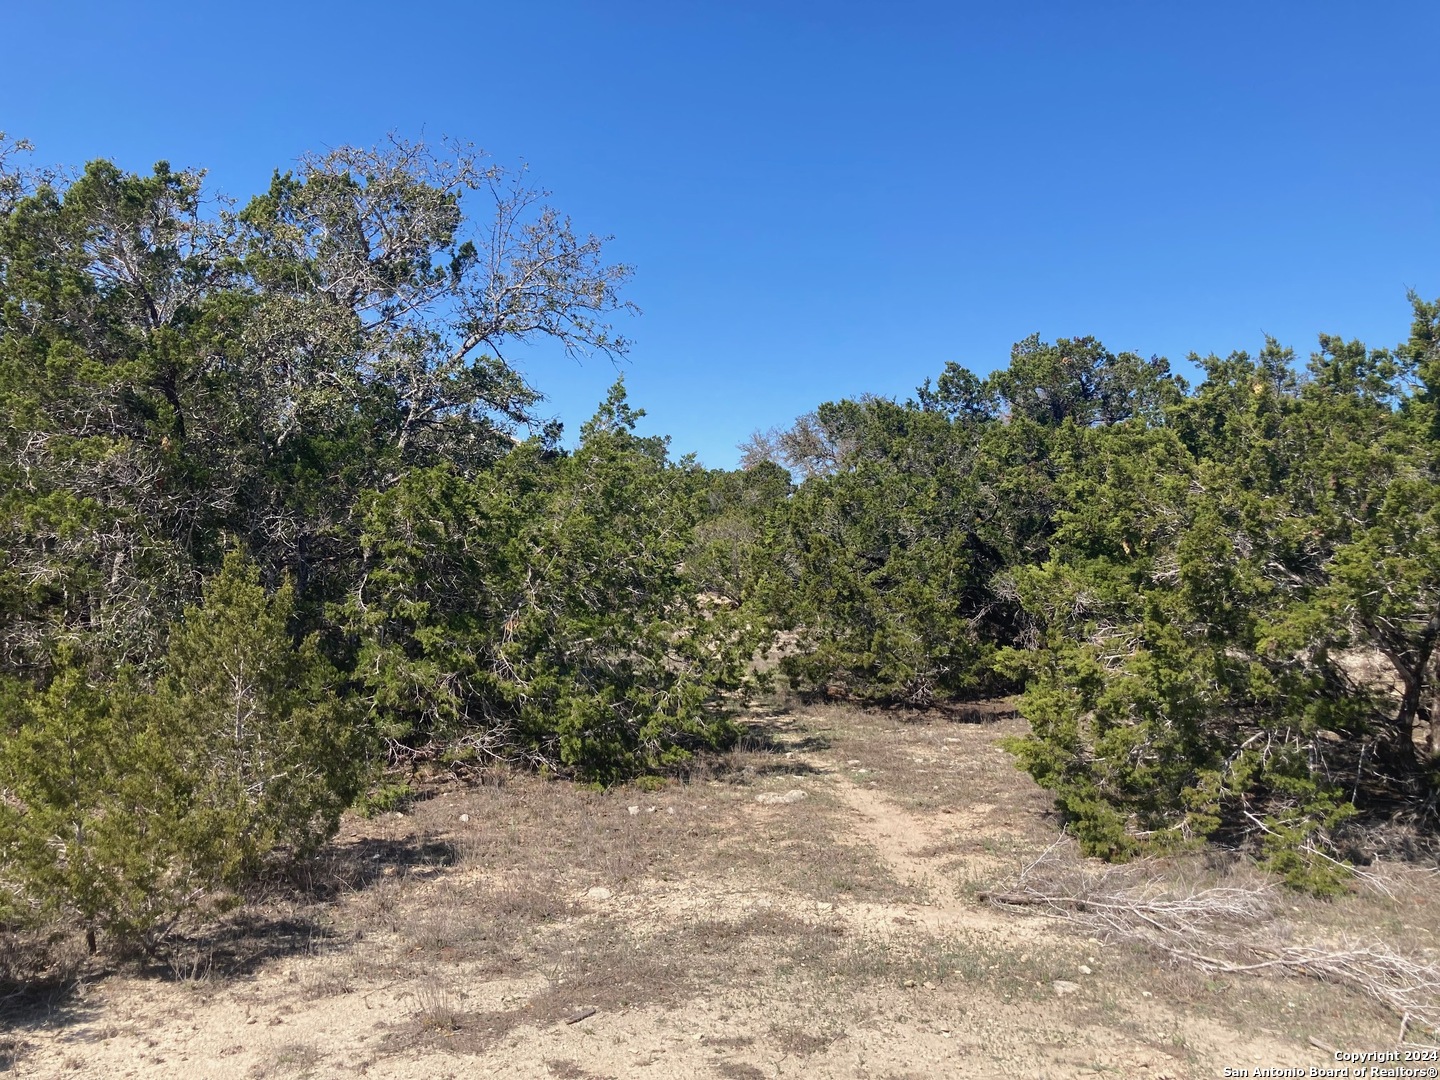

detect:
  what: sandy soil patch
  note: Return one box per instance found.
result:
[1,702,1418,1078]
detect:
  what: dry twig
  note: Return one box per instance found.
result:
[983,846,1440,1040]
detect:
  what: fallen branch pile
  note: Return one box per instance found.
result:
[980,846,1440,1042]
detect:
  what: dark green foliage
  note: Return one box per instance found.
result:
[354,781,417,819]
[998,309,1440,892]
[0,157,238,675]
[0,555,361,949]
[1,660,188,949]
[0,138,705,951]
[160,553,364,871]
[759,344,1179,704]
[4,128,1440,929]
[687,461,792,606]
[766,398,1005,703]
[349,379,761,780]
[751,311,1440,891]
[987,334,1184,427]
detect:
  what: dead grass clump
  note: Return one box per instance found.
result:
[0,923,90,1001]
[821,926,1065,1003]
[392,876,576,968]
[298,964,354,1001]
[349,870,406,931]
[1,1033,29,1073]
[715,1062,767,1080]
[526,908,838,1019]
[544,1060,604,1079]
[398,889,473,955]
[983,844,1440,1042]
[409,978,463,1033]
[249,1040,322,1078]
[769,1024,839,1056]
[482,874,577,923]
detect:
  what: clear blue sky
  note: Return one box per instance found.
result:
[5,1,1437,467]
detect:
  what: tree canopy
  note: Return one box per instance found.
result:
[3,131,1438,956]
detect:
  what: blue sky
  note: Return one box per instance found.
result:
[4,1,1437,466]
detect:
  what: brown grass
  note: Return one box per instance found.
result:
[5,697,1436,1078]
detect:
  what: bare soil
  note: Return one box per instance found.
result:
[1,700,1428,1078]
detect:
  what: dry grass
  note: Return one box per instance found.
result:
[809,699,1049,819]
[0,1033,28,1073]
[408,978,463,1032]
[715,1062,768,1080]
[6,697,1438,1077]
[543,1060,605,1080]
[982,840,1436,1045]
[248,1039,323,1078]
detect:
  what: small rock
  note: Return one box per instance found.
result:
[755,789,808,806]
[627,806,640,816]
[903,979,916,988]
[665,807,675,815]
[1078,965,1093,975]
[1141,991,1152,998]
[1052,980,1081,996]
[587,886,612,901]
[854,769,870,775]
[459,813,470,823]
[645,806,657,814]
[847,759,861,766]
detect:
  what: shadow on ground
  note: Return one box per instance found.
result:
[0,830,461,1052]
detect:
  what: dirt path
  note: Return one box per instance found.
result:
[784,744,1038,945]
[2,704,1399,1079]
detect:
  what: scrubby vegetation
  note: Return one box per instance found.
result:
[2,130,1438,961]
[750,314,1440,894]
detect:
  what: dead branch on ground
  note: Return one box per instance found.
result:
[981,846,1440,1041]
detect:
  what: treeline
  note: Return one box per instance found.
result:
[0,137,759,953]
[730,309,1440,893]
[2,136,1438,957]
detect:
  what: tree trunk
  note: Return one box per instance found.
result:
[1428,652,1440,762]
[1389,661,1424,768]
